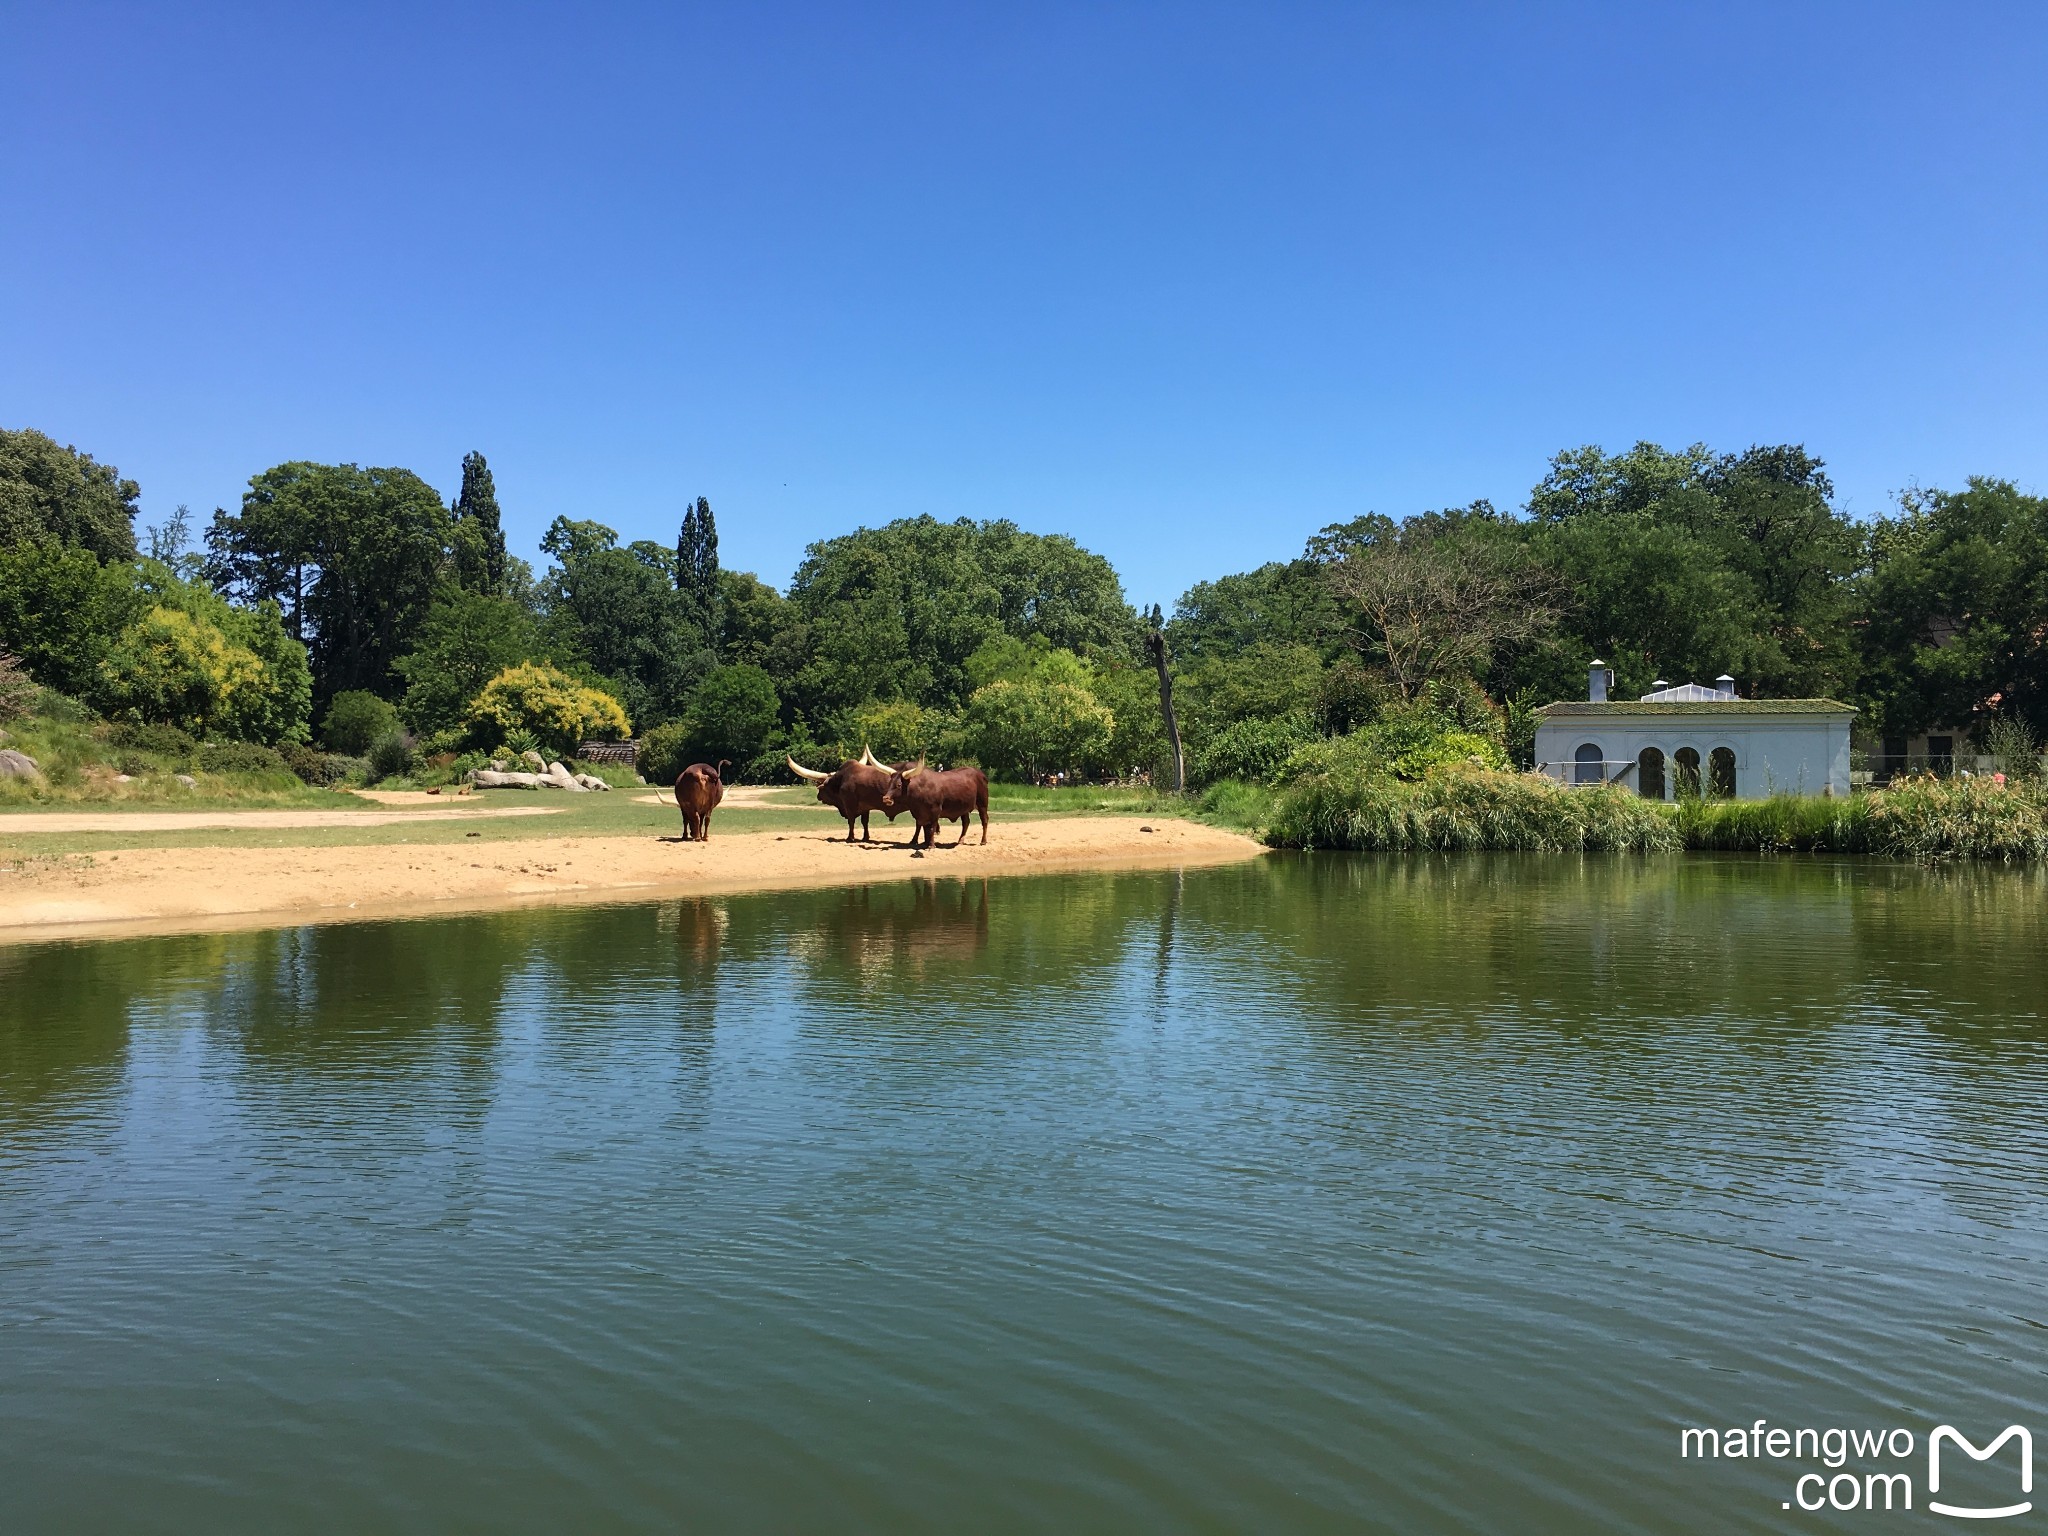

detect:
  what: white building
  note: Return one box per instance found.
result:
[1533,663,1856,800]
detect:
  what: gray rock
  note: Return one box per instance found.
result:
[175,773,197,788]
[520,750,547,770]
[470,770,545,790]
[0,748,42,781]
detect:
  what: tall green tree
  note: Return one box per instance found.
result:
[784,515,1138,720]
[1520,441,1861,699]
[676,496,720,651]
[392,587,541,734]
[538,517,704,726]
[0,427,140,562]
[452,451,508,596]
[0,540,143,698]
[205,462,458,702]
[1858,478,2048,737]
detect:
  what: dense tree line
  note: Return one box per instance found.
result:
[3,422,2043,782]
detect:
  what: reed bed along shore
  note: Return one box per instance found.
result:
[1265,768,2048,862]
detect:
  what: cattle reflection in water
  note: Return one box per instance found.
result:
[670,897,729,969]
[782,879,991,981]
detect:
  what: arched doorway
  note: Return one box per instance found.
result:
[1573,742,1604,785]
[1708,746,1736,799]
[1637,747,1666,800]
[1673,747,1702,798]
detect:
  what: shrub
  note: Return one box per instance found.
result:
[962,676,1114,781]
[108,720,199,763]
[1861,775,2046,862]
[827,697,933,764]
[366,730,416,782]
[1986,715,2043,784]
[197,741,290,776]
[467,663,630,758]
[99,605,267,739]
[321,690,401,755]
[685,664,781,764]
[1190,713,1317,787]
[637,720,691,786]
[282,742,364,786]
[0,651,33,724]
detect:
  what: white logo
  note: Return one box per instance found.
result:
[1929,1425,2032,1520]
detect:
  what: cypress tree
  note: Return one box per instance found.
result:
[676,496,720,649]
[453,450,507,595]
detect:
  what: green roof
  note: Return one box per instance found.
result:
[1536,699,1856,717]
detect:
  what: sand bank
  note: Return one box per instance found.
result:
[0,805,560,835]
[0,816,1262,943]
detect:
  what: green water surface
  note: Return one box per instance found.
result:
[3,856,2045,1532]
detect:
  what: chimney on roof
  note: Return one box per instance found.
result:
[1716,674,1737,698]
[1588,660,1612,703]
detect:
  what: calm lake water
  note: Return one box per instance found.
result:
[4,856,2047,1532]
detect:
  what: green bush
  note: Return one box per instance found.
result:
[637,720,691,785]
[197,741,290,776]
[0,651,34,724]
[282,742,364,786]
[322,690,401,755]
[1190,713,1317,786]
[1268,765,1679,853]
[467,662,630,758]
[109,720,199,763]
[366,730,416,782]
[679,664,780,764]
[1986,716,2043,784]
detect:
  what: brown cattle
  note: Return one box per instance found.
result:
[673,759,730,841]
[787,746,904,842]
[881,759,989,849]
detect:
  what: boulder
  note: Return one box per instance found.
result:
[175,773,197,788]
[520,750,547,770]
[469,770,545,790]
[573,773,611,791]
[0,748,43,781]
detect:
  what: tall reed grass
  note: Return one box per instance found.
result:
[1266,766,1679,853]
[1269,766,2048,862]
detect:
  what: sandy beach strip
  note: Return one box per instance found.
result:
[0,816,1264,943]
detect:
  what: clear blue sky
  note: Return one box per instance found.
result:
[4,3,2044,614]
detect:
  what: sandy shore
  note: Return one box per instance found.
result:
[0,805,560,834]
[0,816,1263,943]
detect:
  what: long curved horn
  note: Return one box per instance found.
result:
[860,743,879,767]
[787,756,830,783]
[901,755,927,779]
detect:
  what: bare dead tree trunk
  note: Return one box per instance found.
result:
[1146,622,1185,794]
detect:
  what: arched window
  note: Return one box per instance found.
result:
[1674,747,1702,798]
[1573,742,1604,785]
[1637,747,1666,800]
[1709,746,1736,799]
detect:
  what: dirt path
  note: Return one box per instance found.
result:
[0,816,1263,943]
